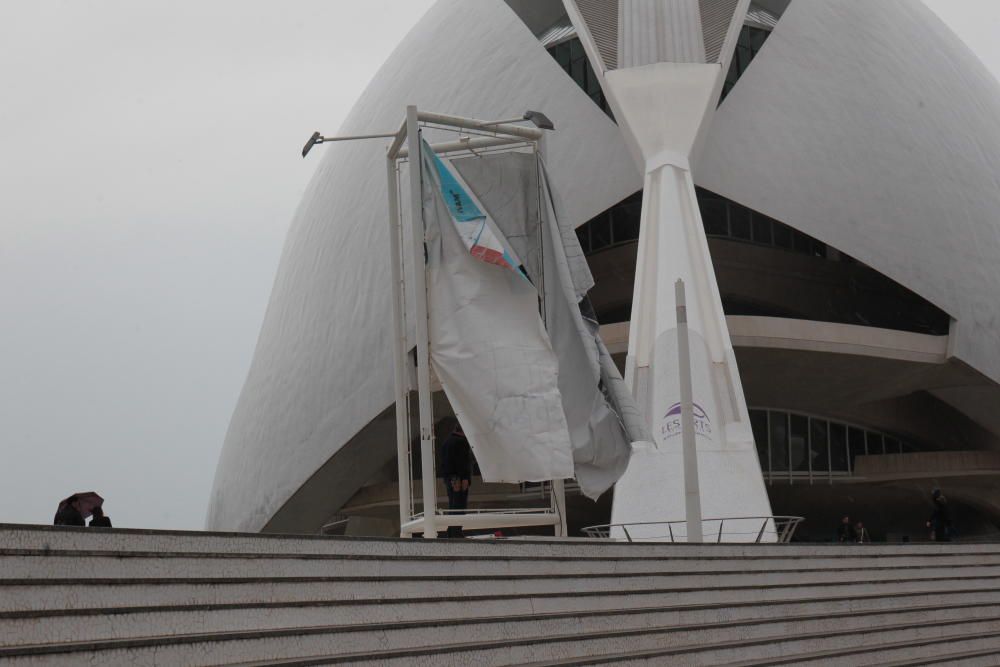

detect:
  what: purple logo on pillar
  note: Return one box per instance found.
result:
[661,402,713,441]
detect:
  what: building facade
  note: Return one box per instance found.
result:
[208,0,1000,542]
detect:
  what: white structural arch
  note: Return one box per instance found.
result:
[208,0,1000,535]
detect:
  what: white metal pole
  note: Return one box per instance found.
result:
[536,131,567,539]
[386,155,412,536]
[405,105,438,539]
[675,279,704,542]
[551,479,568,537]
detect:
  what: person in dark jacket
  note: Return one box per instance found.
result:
[927,489,952,542]
[837,515,856,543]
[440,423,474,538]
[89,505,112,528]
[53,495,85,526]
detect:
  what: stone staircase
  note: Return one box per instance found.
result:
[3,523,1000,665]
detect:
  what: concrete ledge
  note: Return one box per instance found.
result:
[599,317,949,363]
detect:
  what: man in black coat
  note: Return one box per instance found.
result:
[53,496,85,526]
[440,423,474,538]
[927,489,952,542]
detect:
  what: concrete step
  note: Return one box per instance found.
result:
[5,605,1000,666]
[6,523,998,559]
[527,629,1000,666]
[4,525,998,665]
[5,571,1000,615]
[728,630,1000,666]
[226,617,1000,667]
[4,547,998,579]
[6,551,1000,583]
[8,586,1000,647]
[877,645,1000,666]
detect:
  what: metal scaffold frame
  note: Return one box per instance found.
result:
[386,105,568,539]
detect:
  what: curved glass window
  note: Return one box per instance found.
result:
[547,37,613,119]
[576,186,951,335]
[749,408,924,482]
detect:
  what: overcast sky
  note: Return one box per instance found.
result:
[1,1,997,531]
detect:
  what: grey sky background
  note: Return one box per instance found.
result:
[0,1,996,531]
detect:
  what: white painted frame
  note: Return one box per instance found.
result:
[385,106,567,539]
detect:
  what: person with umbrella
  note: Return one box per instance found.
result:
[53,492,104,527]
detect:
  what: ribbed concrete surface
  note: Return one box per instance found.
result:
[2,524,1000,665]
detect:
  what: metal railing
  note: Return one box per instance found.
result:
[581,516,804,543]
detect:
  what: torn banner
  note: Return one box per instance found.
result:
[424,138,641,498]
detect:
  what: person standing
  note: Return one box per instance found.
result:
[837,515,856,543]
[53,495,85,526]
[89,505,112,528]
[927,489,952,542]
[440,422,474,538]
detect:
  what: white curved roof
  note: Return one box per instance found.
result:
[696,0,1000,384]
[208,0,1000,531]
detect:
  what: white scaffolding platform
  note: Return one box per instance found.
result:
[385,106,567,539]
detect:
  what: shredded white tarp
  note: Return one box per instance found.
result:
[449,151,644,498]
[421,140,575,483]
[536,162,634,497]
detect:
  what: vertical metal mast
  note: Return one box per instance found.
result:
[386,154,412,533]
[404,105,438,538]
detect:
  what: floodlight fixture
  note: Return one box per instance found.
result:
[302,131,323,158]
[480,109,556,130]
[522,110,554,130]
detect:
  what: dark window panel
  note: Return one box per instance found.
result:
[738,44,754,72]
[589,215,611,250]
[553,43,570,69]
[773,221,793,249]
[867,433,884,456]
[730,205,752,240]
[737,27,751,49]
[770,412,789,472]
[700,198,728,236]
[570,58,586,87]
[749,26,769,51]
[586,65,601,96]
[848,427,866,471]
[751,212,773,245]
[809,418,829,473]
[793,230,812,254]
[612,214,640,245]
[790,414,809,472]
[830,423,848,472]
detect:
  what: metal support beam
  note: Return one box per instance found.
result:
[396,135,530,159]
[405,105,438,539]
[386,156,412,536]
[551,479,568,537]
[415,110,543,141]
